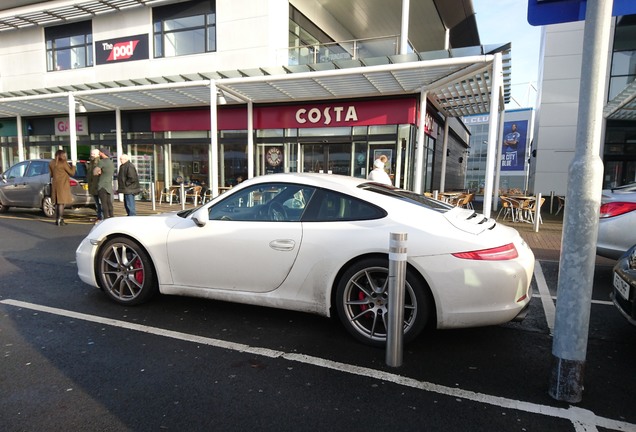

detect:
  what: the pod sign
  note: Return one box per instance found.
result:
[96,34,149,65]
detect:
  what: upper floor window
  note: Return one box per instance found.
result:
[45,21,93,71]
[609,15,636,100]
[153,0,216,58]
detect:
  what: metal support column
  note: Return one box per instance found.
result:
[549,0,612,403]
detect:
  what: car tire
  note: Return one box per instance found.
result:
[335,257,432,347]
[96,237,158,305]
[0,201,8,213]
[42,196,55,218]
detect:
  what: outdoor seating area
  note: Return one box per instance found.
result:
[437,191,475,209]
[497,195,545,224]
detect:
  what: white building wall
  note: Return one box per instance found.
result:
[532,21,584,196]
[532,17,616,196]
[0,0,290,94]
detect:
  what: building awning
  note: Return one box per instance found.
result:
[604,80,636,121]
[0,46,510,119]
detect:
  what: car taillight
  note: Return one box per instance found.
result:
[599,202,636,218]
[69,179,79,187]
[452,243,519,261]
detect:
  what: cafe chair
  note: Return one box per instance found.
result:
[525,197,545,225]
[159,185,178,205]
[497,196,518,222]
[555,195,565,215]
[184,185,202,205]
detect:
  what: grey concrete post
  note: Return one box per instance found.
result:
[549,0,612,403]
[386,232,407,367]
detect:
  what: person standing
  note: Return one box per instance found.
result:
[48,149,76,226]
[97,149,115,219]
[367,156,392,185]
[87,148,103,222]
[117,153,141,216]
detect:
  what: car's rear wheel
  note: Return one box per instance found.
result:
[42,196,55,218]
[97,237,157,305]
[336,257,431,347]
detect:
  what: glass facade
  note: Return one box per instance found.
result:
[603,15,636,188]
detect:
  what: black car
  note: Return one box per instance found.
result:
[0,159,94,218]
[612,243,636,326]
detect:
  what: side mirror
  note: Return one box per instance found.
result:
[191,207,208,227]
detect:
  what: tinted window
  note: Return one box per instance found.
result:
[302,189,386,222]
[359,183,453,213]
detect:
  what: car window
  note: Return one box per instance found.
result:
[359,183,453,212]
[209,183,316,222]
[25,161,48,177]
[302,189,386,222]
[4,162,27,179]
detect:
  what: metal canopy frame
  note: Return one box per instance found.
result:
[0,53,505,119]
[0,48,510,218]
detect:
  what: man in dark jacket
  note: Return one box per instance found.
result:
[117,153,142,216]
[97,149,115,219]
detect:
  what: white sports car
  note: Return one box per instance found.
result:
[76,173,535,346]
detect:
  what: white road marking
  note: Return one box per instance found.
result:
[2,298,634,432]
[534,260,556,334]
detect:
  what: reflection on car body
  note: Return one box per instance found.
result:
[76,173,535,347]
[598,182,636,260]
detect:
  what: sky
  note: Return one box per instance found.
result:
[473,0,543,109]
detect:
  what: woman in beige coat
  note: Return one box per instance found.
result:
[48,149,76,226]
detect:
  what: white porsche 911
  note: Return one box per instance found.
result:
[76,173,535,346]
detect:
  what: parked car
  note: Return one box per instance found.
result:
[612,243,636,326]
[0,159,94,218]
[597,182,636,260]
[76,173,535,346]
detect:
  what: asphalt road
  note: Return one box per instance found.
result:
[0,209,635,432]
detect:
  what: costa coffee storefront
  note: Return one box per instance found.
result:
[152,97,440,191]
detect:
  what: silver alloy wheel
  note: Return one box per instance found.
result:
[42,196,55,218]
[337,262,424,346]
[98,238,156,305]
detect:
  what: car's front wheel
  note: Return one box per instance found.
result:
[336,257,432,347]
[42,196,55,218]
[97,237,157,305]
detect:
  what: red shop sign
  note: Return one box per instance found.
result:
[151,98,420,131]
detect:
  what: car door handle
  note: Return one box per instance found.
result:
[269,239,296,251]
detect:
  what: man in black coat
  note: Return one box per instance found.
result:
[117,153,142,216]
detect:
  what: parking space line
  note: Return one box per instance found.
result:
[534,260,556,334]
[2,298,633,432]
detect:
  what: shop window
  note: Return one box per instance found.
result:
[153,0,216,58]
[45,21,93,71]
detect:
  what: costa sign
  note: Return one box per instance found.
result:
[96,34,149,65]
[295,106,358,125]
[257,99,417,129]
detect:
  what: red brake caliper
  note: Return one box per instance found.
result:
[133,258,144,284]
